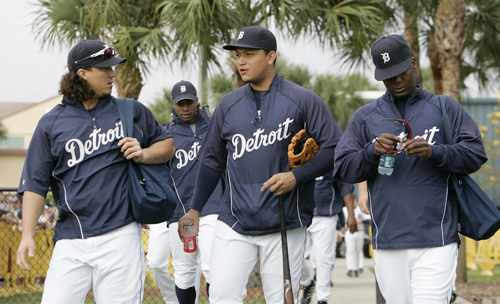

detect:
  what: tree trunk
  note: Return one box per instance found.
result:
[198,47,208,105]
[404,11,422,85]
[430,0,468,283]
[430,0,466,103]
[427,34,443,95]
[457,234,467,284]
[114,66,144,100]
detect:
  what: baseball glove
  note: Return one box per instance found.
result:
[288,129,319,169]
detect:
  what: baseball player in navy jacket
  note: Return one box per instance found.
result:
[16,40,174,303]
[334,34,487,303]
[300,175,357,304]
[178,26,343,303]
[165,80,224,303]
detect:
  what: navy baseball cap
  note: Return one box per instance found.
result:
[371,35,412,81]
[171,80,197,104]
[68,40,127,70]
[223,26,277,52]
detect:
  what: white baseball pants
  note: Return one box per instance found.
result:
[306,216,337,301]
[197,214,218,283]
[344,230,364,271]
[41,222,145,304]
[169,214,217,288]
[209,221,306,304]
[169,222,201,295]
[147,222,178,304]
[374,242,458,304]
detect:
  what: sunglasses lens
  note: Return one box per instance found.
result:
[102,48,114,59]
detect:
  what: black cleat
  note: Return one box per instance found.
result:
[301,280,316,304]
[450,292,456,303]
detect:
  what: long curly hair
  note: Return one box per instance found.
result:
[59,66,96,102]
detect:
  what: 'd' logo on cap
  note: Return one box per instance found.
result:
[237,31,245,40]
[180,85,186,93]
[381,53,391,64]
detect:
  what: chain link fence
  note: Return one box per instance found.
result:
[0,188,264,303]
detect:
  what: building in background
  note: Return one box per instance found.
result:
[0,95,62,187]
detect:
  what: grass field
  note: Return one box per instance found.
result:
[0,293,42,303]
[467,265,500,282]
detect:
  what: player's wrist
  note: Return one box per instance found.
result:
[188,209,200,216]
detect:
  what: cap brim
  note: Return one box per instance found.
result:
[173,94,197,104]
[93,57,128,68]
[374,56,412,81]
[223,44,263,51]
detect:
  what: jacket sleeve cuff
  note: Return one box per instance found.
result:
[292,147,335,183]
[366,142,380,165]
[428,144,444,163]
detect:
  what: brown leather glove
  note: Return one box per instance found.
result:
[287,129,319,169]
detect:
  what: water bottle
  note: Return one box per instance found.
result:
[183,220,197,253]
[378,142,404,176]
[378,154,395,176]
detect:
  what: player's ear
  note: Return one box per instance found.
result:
[267,51,277,66]
[77,68,88,80]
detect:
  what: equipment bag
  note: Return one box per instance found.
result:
[116,98,177,224]
[439,95,500,240]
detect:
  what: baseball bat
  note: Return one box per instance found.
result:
[279,194,294,304]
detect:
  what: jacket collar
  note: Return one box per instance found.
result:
[245,72,280,97]
[62,95,112,110]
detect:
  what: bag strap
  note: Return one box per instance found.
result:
[116,98,134,137]
[439,95,453,145]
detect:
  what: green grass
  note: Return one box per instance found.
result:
[85,296,168,304]
[0,293,42,303]
[467,265,500,282]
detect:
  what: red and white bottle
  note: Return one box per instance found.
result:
[183,220,197,253]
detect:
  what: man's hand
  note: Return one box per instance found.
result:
[346,215,358,234]
[118,137,143,163]
[17,238,36,271]
[374,133,403,156]
[261,172,296,196]
[404,138,432,160]
[358,181,370,215]
[178,209,200,243]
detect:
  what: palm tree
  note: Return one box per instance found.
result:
[275,58,314,90]
[427,0,467,102]
[32,0,172,99]
[157,0,240,105]
[148,89,173,125]
[392,0,500,103]
[313,74,376,130]
[297,0,395,70]
[208,73,238,108]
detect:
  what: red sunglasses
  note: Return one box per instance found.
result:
[372,118,413,153]
[74,47,114,64]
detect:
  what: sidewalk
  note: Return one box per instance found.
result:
[301,257,472,304]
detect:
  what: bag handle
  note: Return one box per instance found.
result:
[116,98,134,137]
[439,95,453,145]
